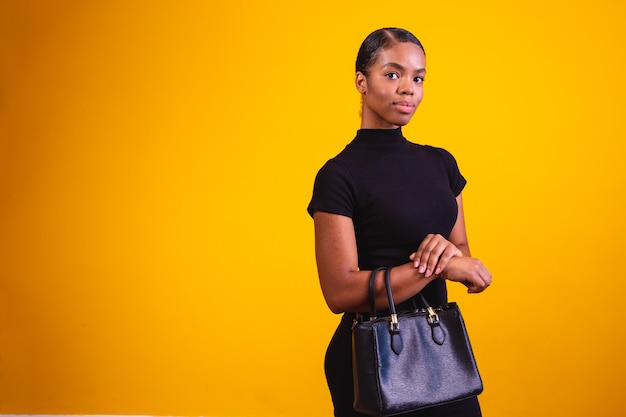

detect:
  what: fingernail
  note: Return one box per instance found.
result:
[435,268,441,275]
[419,266,425,273]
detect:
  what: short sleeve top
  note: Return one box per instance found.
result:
[307,128,466,306]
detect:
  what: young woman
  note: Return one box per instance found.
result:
[307,28,492,417]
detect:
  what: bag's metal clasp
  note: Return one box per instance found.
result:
[426,307,439,325]
[390,313,400,331]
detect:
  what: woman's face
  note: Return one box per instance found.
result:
[356,42,426,129]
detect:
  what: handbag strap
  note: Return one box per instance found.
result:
[371,267,431,318]
[386,267,446,349]
[384,267,404,354]
[367,267,387,319]
[416,293,432,309]
[412,289,445,345]
[383,267,398,320]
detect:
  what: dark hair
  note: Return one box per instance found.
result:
[355,28,425,76]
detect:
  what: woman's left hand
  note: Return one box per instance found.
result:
[409,234,462,278]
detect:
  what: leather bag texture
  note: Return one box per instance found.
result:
[351,267,483,416]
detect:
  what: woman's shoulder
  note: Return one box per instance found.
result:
[312,153,356,190]
[408,141,455,155]
[315,141,365,174]
[407,141,459,163]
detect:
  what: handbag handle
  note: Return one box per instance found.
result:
[384,267,446,352]
[367,267,387,319]
[383,267,440,320]
[383,267,404,354]
[367,266,432,318]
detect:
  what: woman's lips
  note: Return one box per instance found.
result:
[394,101,415,113]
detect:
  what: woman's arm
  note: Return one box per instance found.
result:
[313,194,490,313]
[313,211,438,314]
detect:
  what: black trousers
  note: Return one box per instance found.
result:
[325,313,482,417]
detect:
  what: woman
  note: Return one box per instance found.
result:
[307,28,492,417]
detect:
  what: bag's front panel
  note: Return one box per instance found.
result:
[440,309,483,391]
[373,308,482,415]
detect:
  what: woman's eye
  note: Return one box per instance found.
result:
[414,76,424,83]
[385,73,399,80]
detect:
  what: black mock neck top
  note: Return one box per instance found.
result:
[308,128,466,306]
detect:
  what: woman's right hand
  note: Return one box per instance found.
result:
[409,233,463,278]
[439,256,492,293]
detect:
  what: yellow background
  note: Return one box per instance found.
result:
[1,1,625,416]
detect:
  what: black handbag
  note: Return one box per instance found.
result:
[351,267,483,416]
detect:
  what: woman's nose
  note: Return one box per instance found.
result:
[398,78,414,95]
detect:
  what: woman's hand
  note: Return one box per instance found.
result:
[409,234,463,278]
[439,256,492,293]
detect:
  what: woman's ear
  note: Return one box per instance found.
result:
[355,71,367,94]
